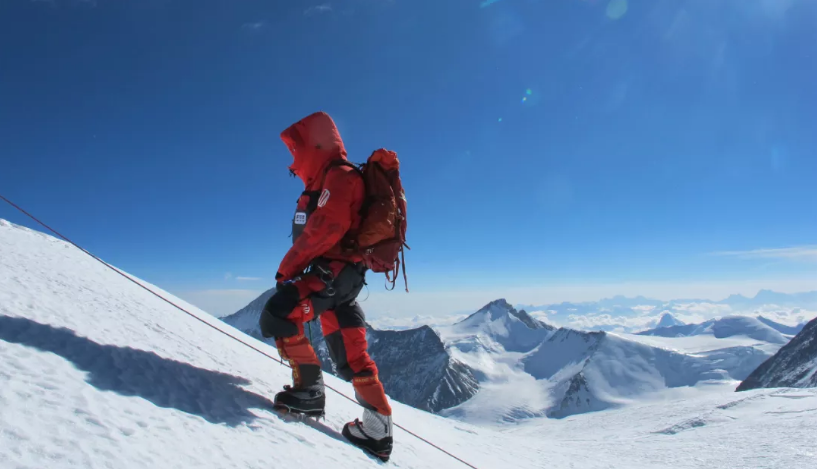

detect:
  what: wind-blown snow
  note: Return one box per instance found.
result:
[2,218,816,469]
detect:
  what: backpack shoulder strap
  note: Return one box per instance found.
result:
[303,160,363,213]
[319,160,363,188]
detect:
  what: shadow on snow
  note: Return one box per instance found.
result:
[0,315,276,427]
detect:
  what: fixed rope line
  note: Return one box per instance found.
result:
[0,194,479,469]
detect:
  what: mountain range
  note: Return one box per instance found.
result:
[439,299,780,421]
[520,290,817,313]
[224,291,810,421]
[517,290,816,334]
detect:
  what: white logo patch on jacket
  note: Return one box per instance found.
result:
[294,212,307,225]
[317,189,331,208]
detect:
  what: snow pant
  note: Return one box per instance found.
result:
[258,259,392,416]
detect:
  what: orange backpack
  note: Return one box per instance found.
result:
[343,149,409,291]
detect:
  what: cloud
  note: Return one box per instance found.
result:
[305,4,332,16]
[235,277,263,282]
[241,21,267,33]
[368,314,469,331]
[713,246,817,262]
[224,272,233,280]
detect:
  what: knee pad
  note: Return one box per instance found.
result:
[259,310,299,339]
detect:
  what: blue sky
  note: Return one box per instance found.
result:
[1,0,816,317]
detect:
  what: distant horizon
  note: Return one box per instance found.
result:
[194,280,817,320]
[3,216,816,321]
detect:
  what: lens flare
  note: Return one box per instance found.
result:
[480,0,503,8]
[606,0,628,20]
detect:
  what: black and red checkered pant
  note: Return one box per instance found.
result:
[259,260,392,416]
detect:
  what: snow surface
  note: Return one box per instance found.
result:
[2,218,817,469]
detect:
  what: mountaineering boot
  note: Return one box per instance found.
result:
[342,408,394,462]
[273,385,325,418]
[272,331,326,417]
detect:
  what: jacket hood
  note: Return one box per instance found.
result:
[280,111,347,187]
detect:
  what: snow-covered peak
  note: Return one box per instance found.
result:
[222,286,276,332]
[639,315,789,344]
[521,326,770,418]
[456,299,552,331]
[447,299,554,353]
[722,293,752,303]
[458,298,515,325]
[712,316,789,344]
[656,312,684,328]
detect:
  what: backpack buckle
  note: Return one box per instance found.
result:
[314,265,336,297]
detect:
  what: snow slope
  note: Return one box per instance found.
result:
[2,218,817,468]
[0,220,531,468]
[448,299,554,353]
[738,315,817,391]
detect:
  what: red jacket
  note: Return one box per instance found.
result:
[277,112,365,280]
